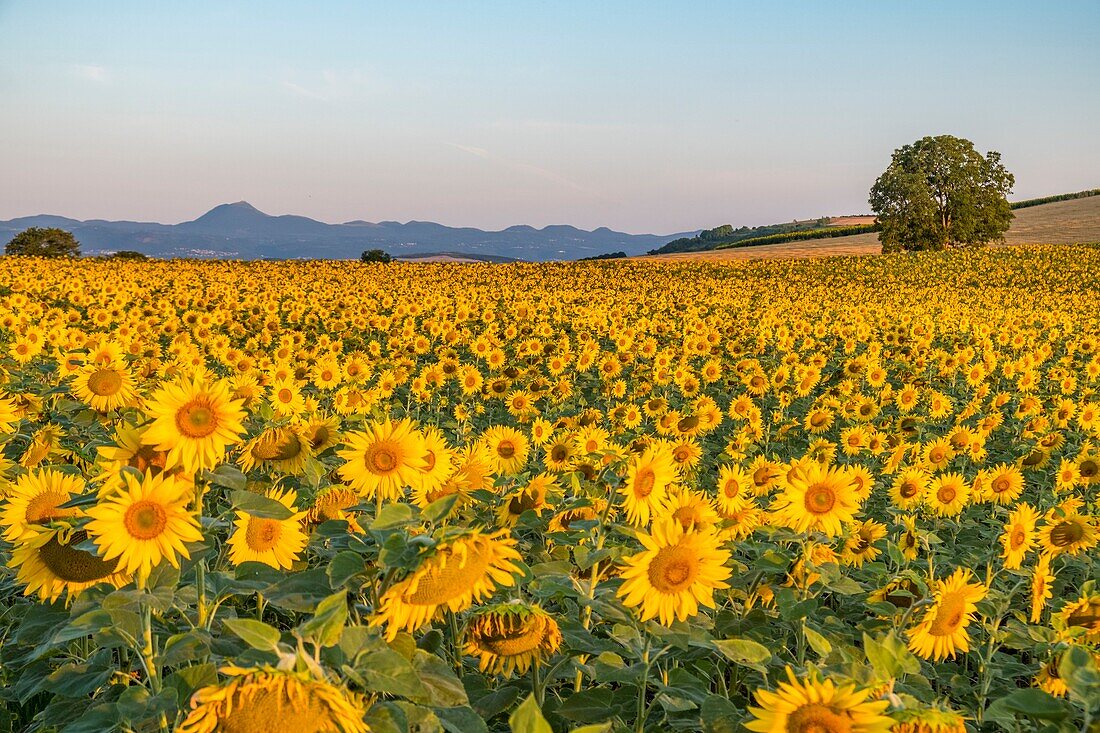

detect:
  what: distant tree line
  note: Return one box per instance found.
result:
[650,219,838,255]
[714,223,880,250]
[579,251,627,261]
[1009,188,1099,210]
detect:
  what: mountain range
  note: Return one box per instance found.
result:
[0,202,697,262]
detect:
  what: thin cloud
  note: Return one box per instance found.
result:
[448,143,609,201]
[72,64,108,83]
[281,69,382,102]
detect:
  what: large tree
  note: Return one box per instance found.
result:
[5,227,82,257]
[869,135,1014,253]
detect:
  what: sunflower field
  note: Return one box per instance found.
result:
[0,245,1098,733]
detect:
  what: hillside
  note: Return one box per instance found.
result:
[648,195,1100,261]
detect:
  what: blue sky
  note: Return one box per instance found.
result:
[1,1,1097,233]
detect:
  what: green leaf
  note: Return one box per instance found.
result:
[327,550,367,587]
[371,502,416,529]
[863,631,919,679]
[571,725,613,733]
[509,694,551,733]
[411,650,469,706]
[358,645,427,698]
[714,637,772,666]
[1058,646,1100,707]
[557,688,615,722]
[422,493,459,523]
[223,618,281,651]
[701,695,741,733]
[434,706,489,733]
[230,489,294,519]
[985,688,1070,727]
[208,464,248,491]
[803,625,833,657]
[299,590,348,648]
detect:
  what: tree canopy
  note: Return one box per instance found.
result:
[869,135,1014,253]
[5,227,82,257]
[360,249,394,263]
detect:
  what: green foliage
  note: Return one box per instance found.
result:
[361,248,395,263]
[4,227,81,257]
[870,135,1015,252]
[651,219,836,254]
[108,250,150,260]
[578,251,627,261]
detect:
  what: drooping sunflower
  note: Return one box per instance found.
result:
[0,394,20,434]
[840,519,887,567]
[620,444,678,526]
[616,519,731,626]
[9,525,130,603]
[907,568,988,661]
[1039,508,1097,557]
[412,444,493,508]
[71,360,138,412]
[1054,592,1100,643]
[999,503,1039,570]
[337,418,428,501]
[889,705,968,733]
[481,425,531,475]
[306,485,364,532]
[745,668,893,733]
[226,488,309,569]
[1,468,87,543]
[178,665,369,733]
[770,463,861,537]
[239,426,314,475]
[94,423,190,497]
[142,376,248,474]
[372,530,522,640]
[462,603,563,675]
[547,499,607,533]
[497,473,557,526]
[1030,552,1054,623]
[85,471,201,578]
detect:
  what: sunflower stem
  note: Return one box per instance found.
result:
[635,637,651,733]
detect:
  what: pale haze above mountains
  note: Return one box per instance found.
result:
[0,202,697,262]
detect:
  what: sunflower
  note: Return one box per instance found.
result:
[1030,552,1054,623]
[1035,657,1068,698]
[616,519,731,626]
[1055,592,1100,643]
[239,426,315,475]
[840,519,887,567]
[462,603,563,675]
[889,706,967,733]
[372,530,522,640]
[497,473,557,526]
[907,568,988,661]
[413,444,493,508]
[142,376,248,474]
[984,463,1024,505]
[924,472,969,517]
[745,668,893,733]
[999,503,1039,570]
[547,499,607,533]
[414,426,457,496]
[71,361,137,412]
[543,433,577,473]
[178,665,369,733]
[226,488,309,569]
[715,464,752,515]
[845,464,875,502]
[94,423,189,497]
[620,445,678,526]
[771,463,861,537]
[86,471,201,577]
[0,394,20,434]
[1039,509,1097,557]
[302,413,342,454]
[1,468,86,542]
[748,455,783,496]
[337,418,428,501]
[661,488,721,532]
[306,486,364,532]
[889,468,928,511]
[9,525,130,603]
[481,425,530,475]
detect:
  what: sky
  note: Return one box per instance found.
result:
[1,1,1098,234]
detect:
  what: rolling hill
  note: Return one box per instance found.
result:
[0,202,696,262]
[647,195,1100,262]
